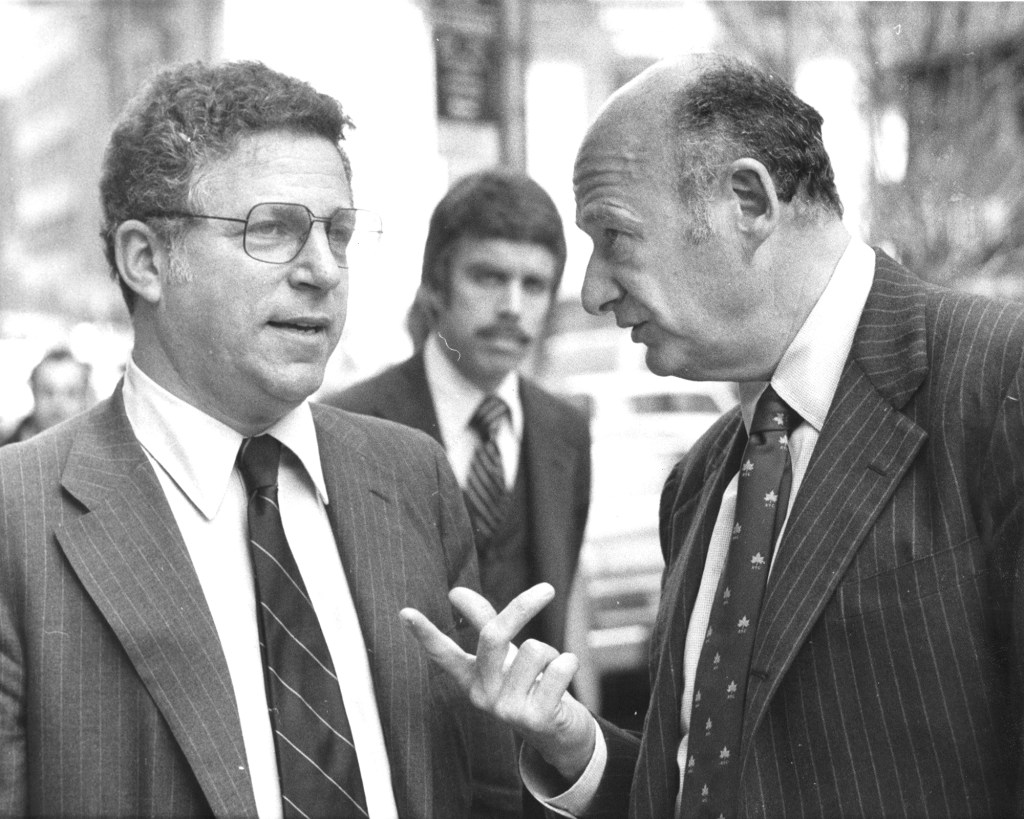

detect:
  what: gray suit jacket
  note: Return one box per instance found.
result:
[0,390,519,817]
[326,354,591,651]
[590,251,1024,817]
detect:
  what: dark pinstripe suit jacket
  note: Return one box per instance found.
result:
[325,353,591,651]
[588,252,1024,818]
[0,391,520,817]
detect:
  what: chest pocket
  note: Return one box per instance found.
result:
[829,537,985,620]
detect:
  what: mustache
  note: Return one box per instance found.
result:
[477,323,531,344]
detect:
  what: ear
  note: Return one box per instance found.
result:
[725,158,779,244]
[113,219,170,306]
[415,282,446,318]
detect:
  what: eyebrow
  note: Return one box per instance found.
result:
[576,203,642,231]
[465,260,554,282]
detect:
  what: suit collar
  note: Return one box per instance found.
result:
[848,249,930,409]
[55,388,257,817]
[311,408,404,648]
[123,360,329,514]
[519,381,586,642]
[370,352,444,443]
[423,334,525,439]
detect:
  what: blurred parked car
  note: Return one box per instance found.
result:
[542,328,737,725]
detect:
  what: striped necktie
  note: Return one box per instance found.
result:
[679,386,801,818]
[464,394,511,542]
[238,435,368,818]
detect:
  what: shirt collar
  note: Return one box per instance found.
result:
[122,357,329,520]
[739,237,876,432]
[423,334,524,438]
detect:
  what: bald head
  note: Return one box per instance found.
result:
[577,53,843,230]
[572,53,851,382]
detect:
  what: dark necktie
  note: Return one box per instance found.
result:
[464,394,511,542]
[679,386,801,819]
[237,435,368,819]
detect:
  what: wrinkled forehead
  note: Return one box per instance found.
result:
[573,104,671,203]
[191,130,352,209]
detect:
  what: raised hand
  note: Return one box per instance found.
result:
[400,583,597,782]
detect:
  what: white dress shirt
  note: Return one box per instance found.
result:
[529,236,877,816]
[423,333,524,489]
[122,360,399,819]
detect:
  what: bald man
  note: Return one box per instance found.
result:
[402,53,1024,818]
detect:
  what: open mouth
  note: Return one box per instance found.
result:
[269,319,327,335]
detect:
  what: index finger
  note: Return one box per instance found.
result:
[399,606,475,690]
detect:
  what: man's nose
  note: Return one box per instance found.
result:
[499,280,524,315]
[293,223,344,289]
[580,256,621,316]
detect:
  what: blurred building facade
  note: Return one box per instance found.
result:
[1,0,221,333]
[0,0,221,432]
[887,21,1024,299]
[705,1,1024,300]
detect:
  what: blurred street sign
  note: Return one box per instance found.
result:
[432,0,500,122]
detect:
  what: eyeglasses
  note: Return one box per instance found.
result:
[141,202,382,267]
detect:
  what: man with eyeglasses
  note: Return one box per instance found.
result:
[0,60,520,818]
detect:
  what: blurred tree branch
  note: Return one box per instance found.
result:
[711,1,1024,295]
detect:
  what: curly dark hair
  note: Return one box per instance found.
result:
[99,60,353,310]
[672,55,843,239]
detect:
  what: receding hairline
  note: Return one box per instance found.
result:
[594,54,723,126]
[185,126,351,209]
[575,56,720,180]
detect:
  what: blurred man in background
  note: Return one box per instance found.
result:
[1,346,92,445]
[403,53,1024,818]
[0,60,519,818]
[328,169,591,653]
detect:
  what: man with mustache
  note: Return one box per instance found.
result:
[330,169,591,653]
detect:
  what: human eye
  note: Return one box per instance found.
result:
[602,227,626,255]
[470,268,507,288]
[523,275,551,296]
[327,215,356,249]
[246,205,306,244]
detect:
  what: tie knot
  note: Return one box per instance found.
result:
[470,394,509,440]
[751,386,801,435]
[238,435,282,493]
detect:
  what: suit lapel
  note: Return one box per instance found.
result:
[741,253,931,762]
[376,353,444,444]
[632,419,745,817]
[54,391,256,818]
[312,408,425,815]
[521,382,578,641]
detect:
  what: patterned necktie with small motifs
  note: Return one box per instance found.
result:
[679,386,801,819]
[464,394,511,542]
[237,435,368,819]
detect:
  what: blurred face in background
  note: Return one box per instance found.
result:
[31,359,92,430]
[431,237,558,393]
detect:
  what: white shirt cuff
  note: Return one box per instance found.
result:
[519,717,607,817]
